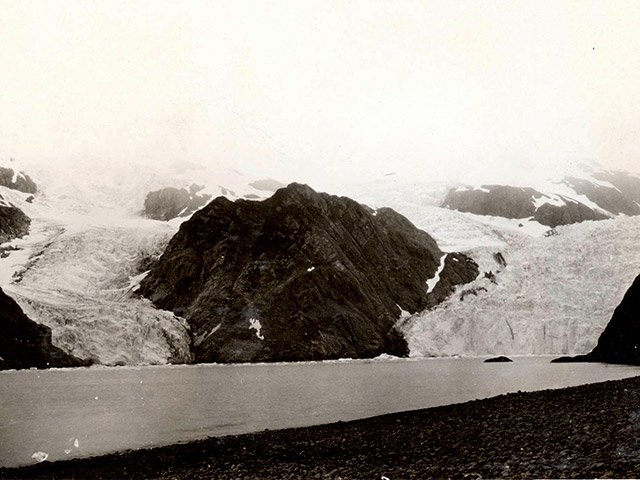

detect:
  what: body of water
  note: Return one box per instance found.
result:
[1,356,639,468]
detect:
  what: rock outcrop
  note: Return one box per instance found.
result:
[442,185,539,219]
[0,198,30,244]
[0,288,89,370]
[593,171,640,205]
[443,184,612,228]
[140,183,479,363]
[553,274,640,365]
[0,166,37,194]
[533,200,609,228]
[442,171,640,228]
[484,356,513,363]
[563,176,640,216]
[143,184,212,221]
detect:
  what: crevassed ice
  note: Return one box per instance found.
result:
[402,215,640,357]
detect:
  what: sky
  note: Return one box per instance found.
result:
[2,0,640,189]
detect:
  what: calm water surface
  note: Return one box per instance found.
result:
[1,356,639,467]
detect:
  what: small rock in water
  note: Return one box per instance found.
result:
[73,438,80,448]
[31,451,48,463]
[484,356,513,363]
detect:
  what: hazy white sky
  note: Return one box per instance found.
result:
[2,1,639,187]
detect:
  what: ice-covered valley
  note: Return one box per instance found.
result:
[2,159,639,364]
[341,174,640,356]
[0,160,288,365]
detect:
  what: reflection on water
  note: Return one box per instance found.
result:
[1,357,638,467]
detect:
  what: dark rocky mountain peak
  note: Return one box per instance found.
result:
[140,183,479,363]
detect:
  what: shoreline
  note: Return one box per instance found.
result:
[3,375,640,479]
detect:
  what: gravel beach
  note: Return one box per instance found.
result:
[3,375,640,479]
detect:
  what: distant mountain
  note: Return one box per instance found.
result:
[143,184,212,221]
[140,183,479,363]
[553,274,640,365]
[142,175,285,222]
[442,170,640,228]
[0,165,37,194]
[0,287,88,370]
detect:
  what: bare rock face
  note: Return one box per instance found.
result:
[553,274,640,365]
[563,176,640,216]
[593,171,640,205]
[533,200,609,228]
[0,288,89,370]
[0,167,37,194]
[442,184,612,227]
[0,200,30,244]
[143,185,212,221]
[140,183,479,363]
[442,185,538,219]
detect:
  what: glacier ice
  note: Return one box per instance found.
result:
[4,221,192,365]
[400,215,640,357]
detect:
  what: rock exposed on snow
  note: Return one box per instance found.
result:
[0,200,30,244]
[533,200,609,228]
[553,274,640,365]
[442,185,539,219]
[143,184,212,221]
[441,171,640,228]
[0,167,37,194]
[0,287,89,370]
[140,183,479,363]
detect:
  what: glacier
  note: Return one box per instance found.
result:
[400,215,640,357]
[338,173,640,357]
[0,159,289,365]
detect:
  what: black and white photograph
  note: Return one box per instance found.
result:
[2,1,640,478]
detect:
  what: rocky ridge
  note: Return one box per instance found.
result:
[140,183,479,362]
[442,170,640,228]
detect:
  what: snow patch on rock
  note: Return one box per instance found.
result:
[426,254,447,293]
[249,318,264,340]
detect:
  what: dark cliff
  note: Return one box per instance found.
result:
[0,199,30,244]
[553,274,640,365]
[140,183,479,363]
[0,288,89,370]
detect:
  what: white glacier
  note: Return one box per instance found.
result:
[401,215,640,357]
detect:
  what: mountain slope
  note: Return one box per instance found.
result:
[441,170,640,228]
[140,183,479,362]
[0,287,88,370]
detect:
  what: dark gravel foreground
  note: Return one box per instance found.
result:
[4,376,640,479]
